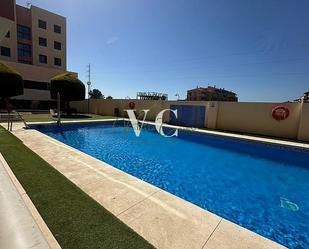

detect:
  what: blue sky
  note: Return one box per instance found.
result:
[18,0,309,101]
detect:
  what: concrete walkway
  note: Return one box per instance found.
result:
[9,122,287,249]
[0,153,61,249]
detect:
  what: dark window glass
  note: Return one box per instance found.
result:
[0,46,11,57]
[18,59,32,64]
[39,37,47,46]
[54,41,61,50]
[5,31,10,38]
[54,57,62,66]
[24,80,49,90]
[39,54,47,64]
[38,19,47,29]
[18,43,32,57]
[17,25,31,40]
[54,24,61,34]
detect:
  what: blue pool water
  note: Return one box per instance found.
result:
[35,122,309,248]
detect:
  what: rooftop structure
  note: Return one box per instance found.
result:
[136,92,168,100]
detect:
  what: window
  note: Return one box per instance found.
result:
[24,80,49,90]
[5,31,10,38]
[39,37,47,47]
[54,57,62,66]
[18,59,32,64]
[54,41,61,50]
[0,46,11,57]
[38,19,47,29]
[39,54,47,64]
[17,25,31,40]
[54,24,61,34]
[18,43,32,57]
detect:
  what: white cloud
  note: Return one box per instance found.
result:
[106,37,119,45]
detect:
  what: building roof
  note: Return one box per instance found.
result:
[187,86,237,95]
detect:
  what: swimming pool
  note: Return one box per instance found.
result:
[35,121,309,248]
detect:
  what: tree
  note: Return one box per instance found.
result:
[89,89,104,99]
[50,73,85,113]
[0,62,24,98]
[0,62,24,130]
[106,96,113,99]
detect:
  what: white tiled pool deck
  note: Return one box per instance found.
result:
[6,120,298,249]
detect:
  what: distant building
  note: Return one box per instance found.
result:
[0,0,76,109]
[136,92,168,100]
[187,86,238,102]
[294,91,309,103]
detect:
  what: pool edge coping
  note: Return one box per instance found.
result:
[7,122,288,249]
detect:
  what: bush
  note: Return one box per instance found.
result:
[63,107,78,115]
[89,89,104,99]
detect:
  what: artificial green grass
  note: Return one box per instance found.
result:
[0,126,154,249]
[23,114,116,123]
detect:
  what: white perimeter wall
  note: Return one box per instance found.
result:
[71,99,309,142]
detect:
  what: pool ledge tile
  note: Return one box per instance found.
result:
[118,190,222,249]
[203,219,286,249]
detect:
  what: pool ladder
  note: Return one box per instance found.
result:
[15,111,30,129]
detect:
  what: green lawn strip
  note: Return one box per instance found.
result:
[0,127,154,249]
[23,115,116,123]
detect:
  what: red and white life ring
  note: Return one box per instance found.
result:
[272,106,289,121]
[128,101,135,109]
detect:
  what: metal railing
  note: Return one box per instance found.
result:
[0,111,30,130]
[14,111,30,129]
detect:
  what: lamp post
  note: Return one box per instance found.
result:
[87,81,91,114]
[87,64,91,114]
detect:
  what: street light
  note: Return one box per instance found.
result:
[87,81,91,114]
[87,64,91,114]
